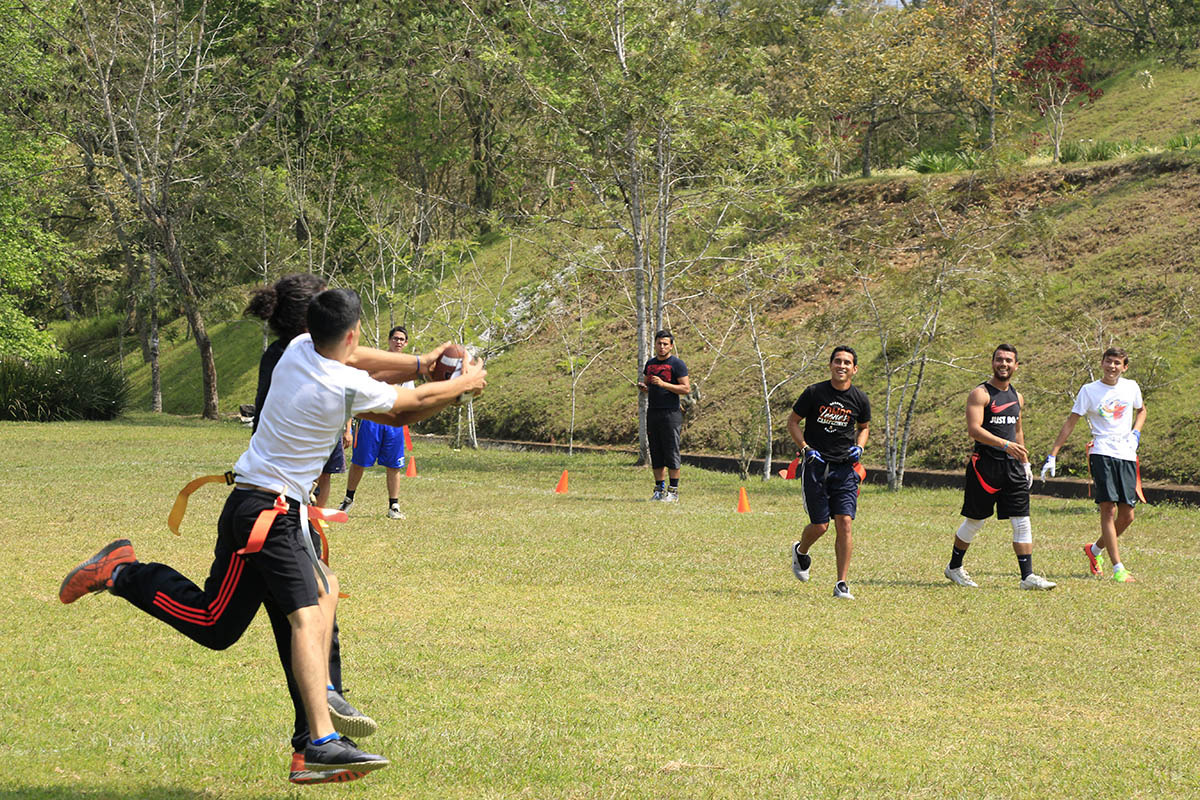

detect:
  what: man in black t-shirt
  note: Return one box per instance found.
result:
[943,344,1055,591]
[787,346,870,600]
[638,330,690,502]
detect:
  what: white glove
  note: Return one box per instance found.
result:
[1040,455,1056,481]
[1024,461,1034,489]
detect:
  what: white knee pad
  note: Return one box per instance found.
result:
[956,517,986,543]
[1010,516,1032,544]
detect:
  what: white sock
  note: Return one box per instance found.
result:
[1112,561,1124,572]
[1090,543,1102,557]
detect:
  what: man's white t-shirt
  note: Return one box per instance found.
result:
[235,334,397,500]
[1070,377,1143,462]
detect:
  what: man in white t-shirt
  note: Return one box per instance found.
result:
[59,289,486,777]
[1042,347,1146,583]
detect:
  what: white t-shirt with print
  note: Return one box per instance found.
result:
[235,334,397,500]
[1070,377,1143,462]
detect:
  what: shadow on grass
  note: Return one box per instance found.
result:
[0,787,278,800]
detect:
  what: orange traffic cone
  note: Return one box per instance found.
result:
[555,469,569,494]
[405,455,417,477]
[737,487,751,513]
[402,425,412,451]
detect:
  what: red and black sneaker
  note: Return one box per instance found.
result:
[288,752,366,785]
[1082,543,1103,577]
[59,539,136,604]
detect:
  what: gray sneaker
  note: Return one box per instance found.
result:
[832,581,855,600]
[386,505,405,520]
[791,542,811,582]
[944,566,978,587]
[650,489,664,502]
[1019,573,1056,590]
[337,496,354,513]
[327,689,378,738]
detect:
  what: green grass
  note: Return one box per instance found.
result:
[4,416,1199,798]
[1067,53,1200,147]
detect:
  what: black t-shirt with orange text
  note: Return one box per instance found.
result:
[644,355,689,411]
[792,380,871,462]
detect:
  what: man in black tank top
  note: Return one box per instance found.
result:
[943,344,1056,590]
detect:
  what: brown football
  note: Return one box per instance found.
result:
[429,344,467,381]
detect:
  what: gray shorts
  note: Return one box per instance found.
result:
[1090,453,1138,506]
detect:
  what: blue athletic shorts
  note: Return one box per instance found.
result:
[351,420,406,469]
[801,460,861,524]
[322,440,346,475]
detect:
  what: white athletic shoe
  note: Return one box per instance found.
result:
[791,542,811,582]
[1019,573,1056,590]
[661,490,678,503]
[944,566,978,588]
[338,496,354,513]
[650,489,664,502]
[832,581,855,600]
[386,505,405,520]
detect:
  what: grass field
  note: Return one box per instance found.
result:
[4,415,1198,799]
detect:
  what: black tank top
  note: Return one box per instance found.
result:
[975,382,1019,460]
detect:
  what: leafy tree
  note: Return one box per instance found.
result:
[1018,31,1103,162]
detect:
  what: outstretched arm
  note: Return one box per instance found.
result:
[357,356,487,427]
[347,341,452,383]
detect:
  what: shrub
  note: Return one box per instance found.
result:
[0,353,128,421]
[906,151,960,174]
[1165,132,1199,151]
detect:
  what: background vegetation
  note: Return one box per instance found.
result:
[3,0,1198,480]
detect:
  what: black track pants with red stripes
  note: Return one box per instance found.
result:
[111,490,315,651]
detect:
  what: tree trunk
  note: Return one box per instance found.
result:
[628,127,650,465]
[861,109,877,178]
[159,218,219,419]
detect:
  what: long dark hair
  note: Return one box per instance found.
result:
[245,273,327,342]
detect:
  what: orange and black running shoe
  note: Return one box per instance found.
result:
[288,752,366,785]
[59,539,136,604]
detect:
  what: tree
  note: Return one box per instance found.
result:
[1057,0,1200,55]
[1018,31,1103,162]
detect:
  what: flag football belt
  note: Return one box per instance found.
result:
[1085,441,1147,504]
[782,456,866,482]
[167,471,350,595]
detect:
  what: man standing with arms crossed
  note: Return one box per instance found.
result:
[944,344,1055,590]
[1041,347,1146,583]
[788,346,870,600]
[639,330,690,502]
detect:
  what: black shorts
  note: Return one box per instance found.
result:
[647,408,683,470]
[961,454,1030,520]
[1090,453,1139,506]
[222,489,321,616]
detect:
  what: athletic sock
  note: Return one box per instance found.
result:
[312,732,341,745]
[327,684,336,691]
[388,497,398,507]
[344,490,356,501]
[655,480,665,491]
[949,546,967,570]
[1112,561,1124,573]
[1090,543,1102,557]
[795,545,812,571]
[668,478,679,489]
[1017,553,1033,580]
[110,563,127,584]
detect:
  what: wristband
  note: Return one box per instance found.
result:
[1002,440,1009,450]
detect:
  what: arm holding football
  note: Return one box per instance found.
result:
[358,356,487,427]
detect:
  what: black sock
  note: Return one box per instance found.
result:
[949,546,967,570]
[795,544,812,570]
[1017,553,1033,580]
[344,489,356,500]
[388,497,398,507]
[668,478,679,492]
[656,480,665,491]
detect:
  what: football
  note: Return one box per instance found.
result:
[429,344,467,382]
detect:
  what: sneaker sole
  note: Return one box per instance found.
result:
[306,757,389,773]
[290,769,367,784]
[328,706,379,739]
[790,543,810,582]
[59,539,134,604]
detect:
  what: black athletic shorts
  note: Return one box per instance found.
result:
[1090,453,1139,506]
[322,440,346,474]
[961,453,1030,520]
[223,489,322,616]
[647,408,683,470]
[801,460,861,524]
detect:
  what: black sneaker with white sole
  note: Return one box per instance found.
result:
[328,689,379,738]
[303,735,389,773]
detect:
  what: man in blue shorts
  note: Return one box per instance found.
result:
[59,289,487,778]
[340,326,413,520]
[787,346,870,600]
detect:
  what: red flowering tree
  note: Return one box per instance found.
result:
[1018,32,1103,162]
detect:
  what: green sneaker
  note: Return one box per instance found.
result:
[1111,567,1137,583]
